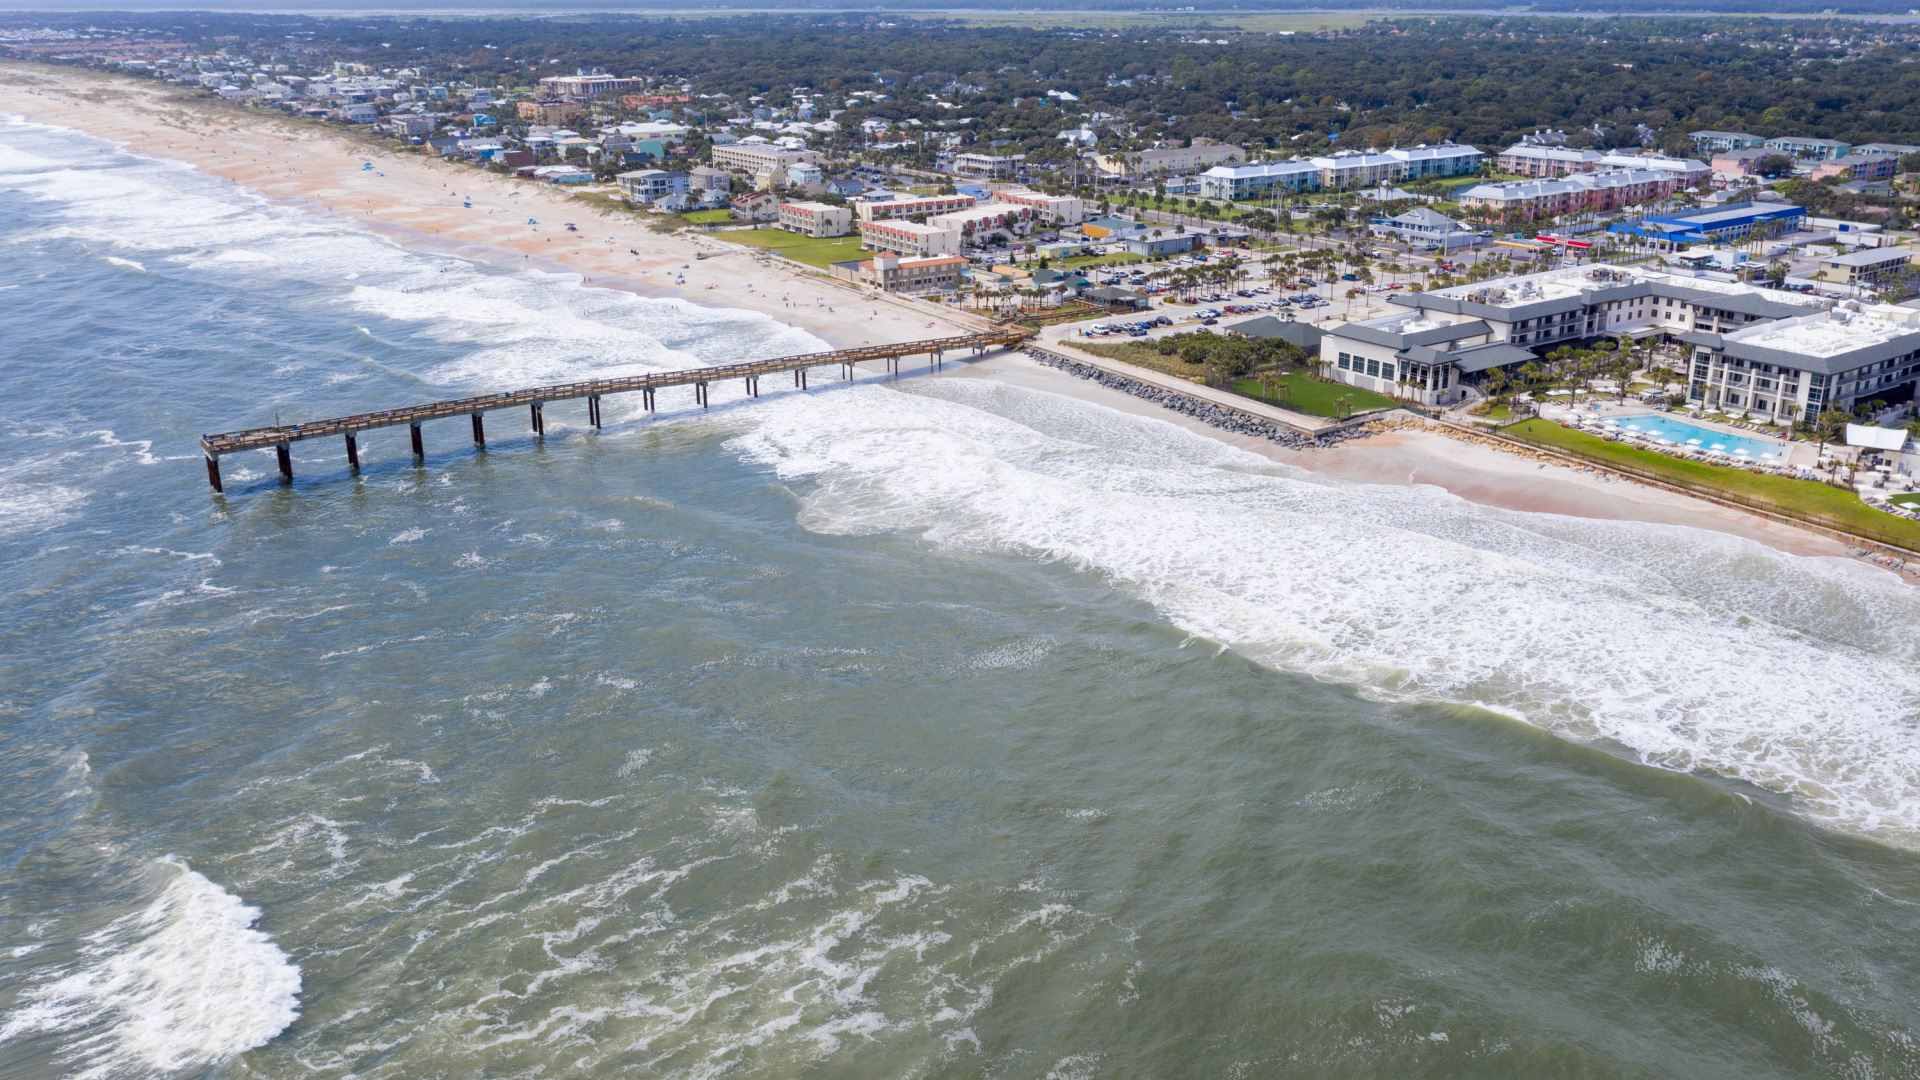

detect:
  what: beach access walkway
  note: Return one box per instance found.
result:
[199,329,1031,492]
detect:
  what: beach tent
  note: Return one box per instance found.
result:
[1846,423,1910,452]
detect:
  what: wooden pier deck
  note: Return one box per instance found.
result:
[199,328,1030,492]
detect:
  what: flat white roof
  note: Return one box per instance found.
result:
[1423,264,1823,307]
[1725,304,1920,357]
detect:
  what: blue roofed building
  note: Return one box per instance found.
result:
[1607,201,1806,250]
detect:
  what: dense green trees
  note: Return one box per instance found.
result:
[71,12,1920,161]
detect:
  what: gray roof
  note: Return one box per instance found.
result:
[1388,207,1462,230]
[1821,247,1910,267]
[1442,342,1538,374]
[1393,281,1809,323]
[1683,328,1920,377]
[1228,316,1324,350]
[1336,318,1491,349]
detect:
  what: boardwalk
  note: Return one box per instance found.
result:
[200,329,1030,492]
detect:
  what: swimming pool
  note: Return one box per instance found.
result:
[1610,414,1790,462]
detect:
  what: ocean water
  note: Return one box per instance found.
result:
[5,116,1920,1080]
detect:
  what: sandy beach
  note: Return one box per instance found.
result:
[0,61,1900,573]
[0,62,975,350]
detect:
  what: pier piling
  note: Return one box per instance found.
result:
[197,330,1031,495]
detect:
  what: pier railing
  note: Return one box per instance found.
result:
[199,329,1030,492]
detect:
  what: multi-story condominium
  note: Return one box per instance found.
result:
[857,219,962,257]
[777,200,853,237]
[1710,148,1780,177]
[990,189,1087,227]
[1817,247,1912,285]
[1496,144,1603,177]
[1689,130,1766,154]
[829,253,969,293]
[1318,265,1859,420]
[1813,153,1902,181]
[616,169,689,203]
[537,74,642,99]
[1455,169,1676,216]
[709,143,824,174]
[1763,136,1853,161]
[952,153,1026,180]
[1198,159,1323,200]
[517,101,585,124]
[927,202,1035,239]
[1198,145,1479,201]
[1094,141,1245,179]
[1388,143,1483,179]
[1309,150,1404,189]
[1596,152,1711,187]
[854,193,978,222]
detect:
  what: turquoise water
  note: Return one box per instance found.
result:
[5,118,1920,1079]
[1615,414,1789,461]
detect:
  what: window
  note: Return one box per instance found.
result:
[1338,352,1351,370]
[1366,358,1380,377]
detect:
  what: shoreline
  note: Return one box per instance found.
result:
[0,62,1906,578]
[0,61,971,352]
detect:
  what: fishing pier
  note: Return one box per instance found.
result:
[198,329,1030,492]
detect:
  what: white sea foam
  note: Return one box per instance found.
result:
[0,858,301,1077]
[730,378,1920,845]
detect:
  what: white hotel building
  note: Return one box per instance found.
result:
[1316,265,1881,416]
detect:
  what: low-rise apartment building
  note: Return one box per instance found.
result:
[1813,153,1902,181]
[517,100,585,125]
[928,202,1035,240]
[1711,148,1784,177]
[991,189,1087,226]
[1496,144,1603,177]
[1819,247,1911,285]
[1309,150,1403,189]
[829,253,968,293]
[1764,136,1852,161]
[1690,130,1766,154]
[1597,152,1711,187]
[710,143,824,175]
[855,193,977,222]
[952,153,1025,179]
[857,219,961,257]
[537,74,641,99]
[777,200,853,237]
[1199,159,1323,200]
[1094,141,1244,179]
[1456,169,1676,217]
[616,169,690,203]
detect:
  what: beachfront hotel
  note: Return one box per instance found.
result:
[1682,302,1920,422]
[1315,264,1920,418]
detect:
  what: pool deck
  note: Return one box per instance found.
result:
[1544,403,1819,467]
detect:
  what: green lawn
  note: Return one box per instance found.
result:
[1892,492,1920,510]
[681,208,734,224]
[1505,420,1920,549]
[1058,252,1146,270]
[1229,372,1400,417]
[726,228,870,269]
